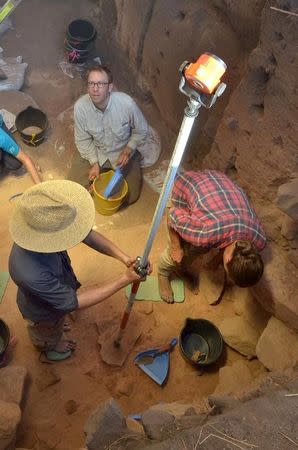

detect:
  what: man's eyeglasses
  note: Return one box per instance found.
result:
[87,81,110,89]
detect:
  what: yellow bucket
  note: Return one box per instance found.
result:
[93,170,128,216]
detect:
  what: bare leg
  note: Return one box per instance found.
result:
[26,319,76,353]
[185,271,199,295]
[175,267,199,295]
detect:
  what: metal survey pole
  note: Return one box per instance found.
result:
[114,54,227,347]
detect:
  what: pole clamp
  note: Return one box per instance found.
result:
[135,256,149,278]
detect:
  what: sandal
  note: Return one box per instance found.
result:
[44,349,72,361]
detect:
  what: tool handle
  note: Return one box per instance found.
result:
[155,337,177,356]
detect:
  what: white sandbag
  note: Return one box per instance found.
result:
[0,59,27,91]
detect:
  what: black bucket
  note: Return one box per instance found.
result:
[15,106,48,146]
[67,19,96,49]
[65,19,96,63]
[179,318,223,368]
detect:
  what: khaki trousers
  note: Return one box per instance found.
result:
[25,317,65,351]
[158,235,209,277]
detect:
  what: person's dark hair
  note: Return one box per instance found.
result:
[86,64,113,84]
[226,240,264,287]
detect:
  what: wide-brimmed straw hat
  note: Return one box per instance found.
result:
[9,180,95,253]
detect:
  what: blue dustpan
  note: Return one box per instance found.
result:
[103,168,124,198]
[134,338,177,385]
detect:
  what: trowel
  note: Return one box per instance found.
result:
[103,167,124,198]
[134,338,177,385]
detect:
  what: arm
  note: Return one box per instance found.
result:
[122,98,149,154]
[20,264,142,314]
[77,265,140,309]
[74,102,98,166]
[17,149,42,184]
[116,145,133,168]
[116,100,148,167]
[0,125,41,184]
[83,230,133,267]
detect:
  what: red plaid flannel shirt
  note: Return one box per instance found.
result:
[169,170,266,250]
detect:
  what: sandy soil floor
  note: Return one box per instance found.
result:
[0,2,265,448]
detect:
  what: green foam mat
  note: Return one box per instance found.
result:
[0,271,9,304]
[125,276,184,302]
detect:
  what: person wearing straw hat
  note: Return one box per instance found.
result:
[72,64,161,204]
[8,180,148,361]
[0,113,41,184]
[158,170,266,304]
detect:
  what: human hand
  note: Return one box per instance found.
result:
[170,245,184,264]
[88,163,100,182]
[123,256,153,275]
[116,146,131,168]
[144,260,153,276]
[124,259,153,283]
[124,265,143,283]
[122,255,135,268]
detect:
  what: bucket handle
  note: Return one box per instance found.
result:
[68,49,79,62]
[29,133,37,146]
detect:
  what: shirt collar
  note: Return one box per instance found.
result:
[88,92,112,113]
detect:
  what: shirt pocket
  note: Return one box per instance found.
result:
[111,122,131,143]
[87,126,104,142]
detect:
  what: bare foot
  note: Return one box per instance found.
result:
[187,274,199,295]
[176,269,199,295]
[158,274,174,304]
[54,339,77,352]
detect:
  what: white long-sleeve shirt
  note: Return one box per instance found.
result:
[74,92,160,167]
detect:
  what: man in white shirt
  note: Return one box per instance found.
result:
[73,64,160,204]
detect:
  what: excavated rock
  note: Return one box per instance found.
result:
[253,244,298,331]
[219,316,260,357]
[201,1,298,331]
[141,377,298,449]
[256,316,298,371]
[231,286,269,333]
[84,398,128,450]
[0,400,21,450]
[276,179,298,221]
[0,366,27,405]
[141,409,176,441]
[214,360,254,395]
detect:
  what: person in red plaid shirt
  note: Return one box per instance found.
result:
[158,170,266,303]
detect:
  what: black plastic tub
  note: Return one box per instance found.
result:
[179,318,223,367]
[15,106,48,146]
[66,19,96,50]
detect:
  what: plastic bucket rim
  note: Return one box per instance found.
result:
[93,171,128,203]
[179,318,223,367]
[67,19,96,42]
[15,107,48,145]
[93,171,128,215]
